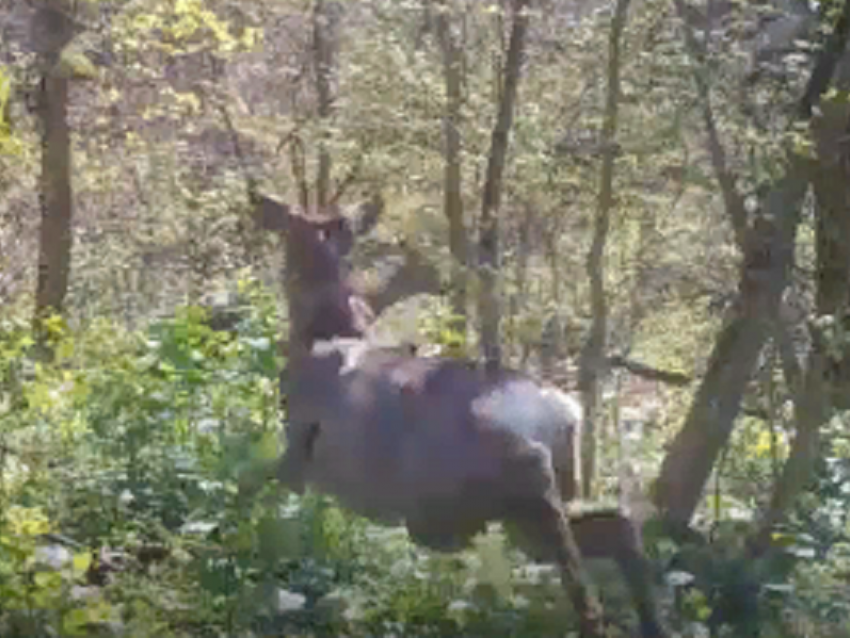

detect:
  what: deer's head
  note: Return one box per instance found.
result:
[252,195,383,349]
[253,195,382,282]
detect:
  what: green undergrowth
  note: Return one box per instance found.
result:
[1,282,848,637]
[0,282,592,638]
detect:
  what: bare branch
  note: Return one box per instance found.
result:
[607,355,691,386]
[216,103,260,206]
[672,0,748,252]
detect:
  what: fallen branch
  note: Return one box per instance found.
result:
[607,355,691,386]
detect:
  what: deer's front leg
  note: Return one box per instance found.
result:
[277,421,320,495]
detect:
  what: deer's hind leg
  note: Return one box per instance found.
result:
[570,511,667,638]
[501,442,609,638]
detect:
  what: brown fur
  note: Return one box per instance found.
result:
[267,201,666,637]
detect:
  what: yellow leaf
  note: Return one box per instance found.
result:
[73,551,92,574]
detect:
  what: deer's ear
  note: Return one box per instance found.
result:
[252,195,293,232]
[348,196,384,236]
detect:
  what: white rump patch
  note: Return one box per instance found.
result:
[472,380,582,441]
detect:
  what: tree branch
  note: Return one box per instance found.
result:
[672,0,748,252]
[607,355,691,386]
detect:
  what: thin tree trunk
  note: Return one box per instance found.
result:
[435,1,468,333]
[35,75,72,317]
[749,340,827,556]
[514,205,532,366]
[539,229,561,379]
[476,3,612,634]
[478,0,529,374]
[578,0,631,499]
[33,5,75,343]
[313,0,338,208]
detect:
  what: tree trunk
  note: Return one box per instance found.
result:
[313,0,339,208]
[654,178,806,527]
[435,1,468,334]
[577,0,631,500]
[750,98,850,556]
[33,5,75,340]
[655,0,850,530]
[478,0,529,374]
[514,205,532,366]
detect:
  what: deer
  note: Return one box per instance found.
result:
[250,193,667,638]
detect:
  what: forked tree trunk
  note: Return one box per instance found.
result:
[32,4,75,345]
[655,0,850,529]
[578,0,631,500]
[435,0,468,334]
[478,0,529,375]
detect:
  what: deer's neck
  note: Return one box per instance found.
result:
[286,277,373,354]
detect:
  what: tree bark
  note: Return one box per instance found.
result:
[577,0,631,500]
[478,0,529,374]
[313,0,339,208]
[33,5,75,339]
[435,1,468,334]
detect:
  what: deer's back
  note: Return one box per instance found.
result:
[299,344,581,521]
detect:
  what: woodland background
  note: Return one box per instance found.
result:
[2,0,850,636]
